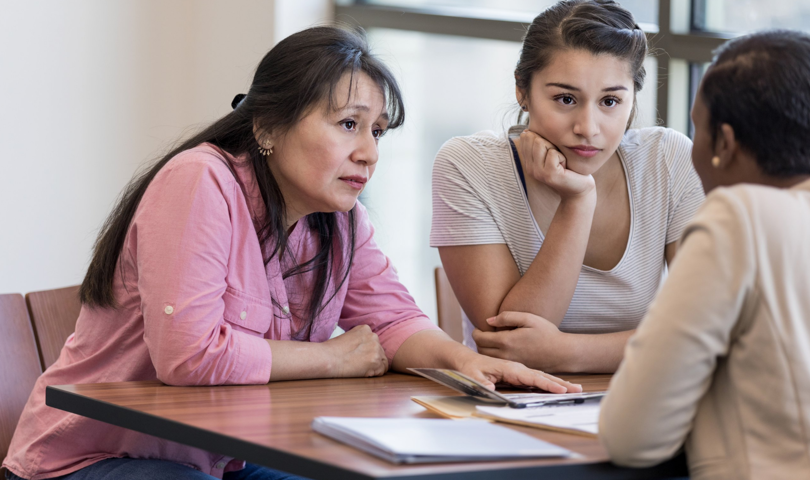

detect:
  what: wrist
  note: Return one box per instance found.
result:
[559,189,597,212]
[446,343,480,372]
[555,331,583,373]
[526,330,576,373]
[319,339,341,378]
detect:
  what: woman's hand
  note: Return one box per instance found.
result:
[392,329,580,393]
[472,311,571,372]
[518,129,595,200]
[324,325,388,378]
[454,351,582,393]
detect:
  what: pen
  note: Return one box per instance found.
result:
[509,398,585,408]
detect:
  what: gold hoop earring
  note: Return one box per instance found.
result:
[258,144,273,157]
[712,156,721,168]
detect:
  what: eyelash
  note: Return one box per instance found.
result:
[602,96,622,107]
[341,119,387,139]
[555,94,576,106]
[553,94,623,107]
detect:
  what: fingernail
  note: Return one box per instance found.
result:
[486,317,495,324]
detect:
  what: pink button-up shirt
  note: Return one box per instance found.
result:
[3,144,438,480]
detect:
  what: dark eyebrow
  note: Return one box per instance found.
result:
[341,104,390,123]
[341,104,370,113]
[546,82,580,91]
[546,82,629,92]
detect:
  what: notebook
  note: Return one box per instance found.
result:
[311,416,573,464]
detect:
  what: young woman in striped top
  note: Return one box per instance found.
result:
[431,0,704,372]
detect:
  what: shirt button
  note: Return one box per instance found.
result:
[240,311,247,320]
[164,306,174,315]
[282,305,290,315]
[215,461,226,469]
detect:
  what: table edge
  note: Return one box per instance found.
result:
[45,383,688,480]
[46,385,368,480]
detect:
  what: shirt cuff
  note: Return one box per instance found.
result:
[377,317,442,364]
[226,331,272,385]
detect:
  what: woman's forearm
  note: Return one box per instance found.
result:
[268,324,390,381]
[500,194,596,324]
[391,330,477,372]
[266,339,337,381]
[555,330,635,373]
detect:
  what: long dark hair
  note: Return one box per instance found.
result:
[515,0,648,128]
[80,26,405,339]
[701,30,810,177]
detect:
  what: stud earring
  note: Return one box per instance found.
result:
[521,104,528,112]
[712,156,721,168]
[258,143,273,156]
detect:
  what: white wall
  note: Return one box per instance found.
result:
[0,0,331,295]
[274,0,335,42]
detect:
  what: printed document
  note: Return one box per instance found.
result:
[475,402,601,437]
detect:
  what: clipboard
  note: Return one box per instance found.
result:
[409,368,605,409]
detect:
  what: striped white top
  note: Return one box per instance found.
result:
[431,126,704,337]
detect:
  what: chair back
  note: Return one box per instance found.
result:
[25,285,81,370]
[0,293,42,471]
[434,267,464,343]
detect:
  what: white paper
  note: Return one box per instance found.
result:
[501,392,605,405]
[476,403,601,435]
[312,416,572,464]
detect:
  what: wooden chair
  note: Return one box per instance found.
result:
[25,285,82,370]
[434,267,464,343]
[0,293,42,475]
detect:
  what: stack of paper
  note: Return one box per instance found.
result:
[475,403,601,437]
[312,416,572,464]
[410,396,490,419]
[500,392,605,407]
[407,367,603,438]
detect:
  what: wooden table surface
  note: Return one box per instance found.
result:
[46,373,687,480]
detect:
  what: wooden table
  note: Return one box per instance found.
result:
[45,373,687,479]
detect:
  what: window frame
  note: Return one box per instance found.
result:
[335,0,735,132]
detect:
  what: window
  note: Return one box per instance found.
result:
[693,0,810,34]
[685,1,810,134]
[351,0,658,25]
[359,30,523,323]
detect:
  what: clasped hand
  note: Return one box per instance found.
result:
[473,311,569,373]
[518,129,595,200]
[324,324,388,378]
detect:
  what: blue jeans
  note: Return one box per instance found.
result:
[5,458,309,480]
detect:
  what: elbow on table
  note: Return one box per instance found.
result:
[154,356,226,386]
[156,365,204,386]
[149,330,248,386]
[599,415,675,469]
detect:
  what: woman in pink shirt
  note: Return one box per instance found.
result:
[3,26,580,480]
